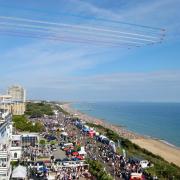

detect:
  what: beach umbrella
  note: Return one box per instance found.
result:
[76,155,84,160]
[72,151,79,156]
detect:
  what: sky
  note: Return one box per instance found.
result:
[0,0,180,102]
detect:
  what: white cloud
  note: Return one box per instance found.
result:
[0,0,180,101]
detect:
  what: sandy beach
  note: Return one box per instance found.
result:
[62,103,180,167]
[131,138,180,167]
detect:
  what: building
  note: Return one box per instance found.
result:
[21,133,39,148]
[10,133,39,161]
[7,85,26,102]
[0,95,12,114]
[0,95,25,115]
[10,135,22,161]
[0,109,12,180]
[12,101,25,116]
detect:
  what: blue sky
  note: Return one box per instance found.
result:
[0,0,180,102]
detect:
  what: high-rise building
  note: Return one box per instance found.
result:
[0,85,26,115]
[0,109,12,180]
[7,85,26,102]
[0,95,25,115]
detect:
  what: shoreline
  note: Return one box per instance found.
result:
[61,103,180,167]
[62,103,142,139]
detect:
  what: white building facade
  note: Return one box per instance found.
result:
[0,110,12,180]
[10,135,22,161]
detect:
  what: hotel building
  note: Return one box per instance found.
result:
[7,85,26,102]
[0,110,12,180]
[0,85,26,115]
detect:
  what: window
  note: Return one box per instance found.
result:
[14,152,17,158]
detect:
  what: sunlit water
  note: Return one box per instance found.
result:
[72,102,180,147]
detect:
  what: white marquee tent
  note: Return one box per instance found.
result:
[11,165,27,180]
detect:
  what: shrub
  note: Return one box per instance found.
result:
[85,122,180,179]
[87,159,113,180]
[13,115,44,132]
[25,102,54,117]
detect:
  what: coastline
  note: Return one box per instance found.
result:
[61,103,180,167]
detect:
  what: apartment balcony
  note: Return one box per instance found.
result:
[0,151,8,159]
[0,154,11,179]
[0,166,8,174]
[0,144,11,164]
[0,166,11,180]
[0,142,11,151]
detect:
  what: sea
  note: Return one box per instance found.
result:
[71,102,180,147]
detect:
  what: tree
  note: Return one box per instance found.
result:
[39,139,46,147]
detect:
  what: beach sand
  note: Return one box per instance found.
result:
[62,103,180,167]
[131,138,180,166]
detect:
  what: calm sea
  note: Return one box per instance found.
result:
[71,102,180,147]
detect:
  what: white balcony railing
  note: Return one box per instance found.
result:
[0,166,8,178]
[0,151,8,159]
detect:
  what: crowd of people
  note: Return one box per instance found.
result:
[22,145,53,162]
[61,116,151,180]
[55,166,91,179]
[19,107,151,180]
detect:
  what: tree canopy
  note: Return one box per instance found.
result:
[13,115,44,132]
[25,102,54,117]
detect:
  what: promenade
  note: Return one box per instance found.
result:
[62,103,180,167]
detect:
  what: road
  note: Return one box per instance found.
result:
[52,146,66,160]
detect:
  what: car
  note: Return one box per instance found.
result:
[52,147,57,151]
[54,159,62,164]
[62,143,74,150]
[48,136,57,141]
[62,157,70,162]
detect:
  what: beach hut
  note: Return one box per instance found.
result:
[11,165,27,180]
